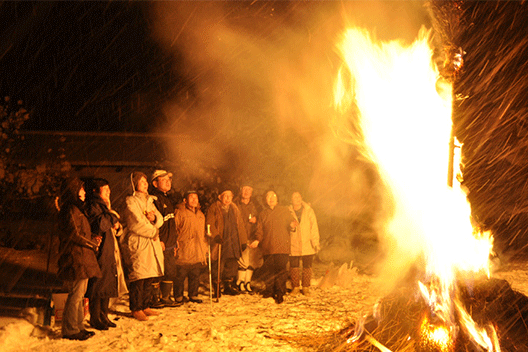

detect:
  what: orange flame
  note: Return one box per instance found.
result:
[334,27,499,350]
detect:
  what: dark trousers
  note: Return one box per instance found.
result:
[174,264,203,299]
[290,255,314,268]
[211,257,239,283]
[163,249,178,283]
[262,254,289,297]
[128,278,154,312]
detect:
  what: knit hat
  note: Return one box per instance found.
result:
[185,189,198,199]
[218,184,233,197]
[239,177,252,189]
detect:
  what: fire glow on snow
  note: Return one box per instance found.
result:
[333,27,498,350]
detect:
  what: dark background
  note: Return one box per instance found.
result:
[1,1,528,266]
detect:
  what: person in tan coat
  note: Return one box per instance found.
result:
[173,190,208,304]
[289,192,320,296]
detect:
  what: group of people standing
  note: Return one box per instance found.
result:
[56,170,320,341]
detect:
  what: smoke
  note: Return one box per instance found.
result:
[148,1,432,282]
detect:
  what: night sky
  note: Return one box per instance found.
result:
[0,1,178,132]
[3,1,528,257]
[0,1,427,133]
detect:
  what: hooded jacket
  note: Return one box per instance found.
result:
[288,201,320,256]
[57,177,102,281]
[121,174,164,282]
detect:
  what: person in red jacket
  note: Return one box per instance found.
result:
[255,191,297,304]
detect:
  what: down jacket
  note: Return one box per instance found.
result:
[174,203,208,266]
[288,202,320,256]
[121,191,164,282]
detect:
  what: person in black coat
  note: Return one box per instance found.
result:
[150,170,180,307]
[58,177,101,340]
[85,178,124,330]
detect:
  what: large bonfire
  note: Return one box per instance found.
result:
[324,23,528,352]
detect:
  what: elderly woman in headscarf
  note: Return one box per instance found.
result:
[57,177,101,340]
[121,171,164,321]
[84,178,128,330]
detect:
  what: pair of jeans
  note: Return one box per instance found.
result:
[62,279,88,336]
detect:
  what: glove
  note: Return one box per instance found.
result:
[213,235,223,244]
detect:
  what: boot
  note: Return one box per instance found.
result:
[150,282,165,309]
[290,267,301,293]
[160,281,181,307]
[236,270,247,293]
[302,268,313,296]
[100,297,116,328]
[223,279,240,296]
[89,297,108,330]
[274,293,284,304]
[245,269,255,295]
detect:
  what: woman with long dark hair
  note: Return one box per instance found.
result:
[85,178,128,330]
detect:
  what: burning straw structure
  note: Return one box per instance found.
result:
[430,1,528,257]
[308,2,528,351]
[318,277,528,351]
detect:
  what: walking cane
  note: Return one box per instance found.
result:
[216,243,222,303]
[207,225,213,309]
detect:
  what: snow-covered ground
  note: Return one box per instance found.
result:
[0,259,379,352]
[1,254,528,352]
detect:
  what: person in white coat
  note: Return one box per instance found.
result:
[121,172,164,321]
[289,192,320,296]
